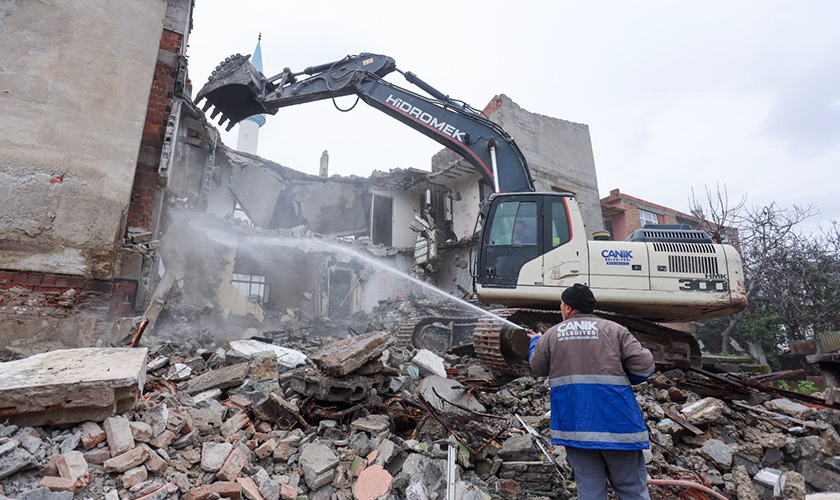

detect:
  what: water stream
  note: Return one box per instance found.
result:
[192,217,524,331]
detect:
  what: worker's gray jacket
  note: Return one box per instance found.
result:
[529,313,655,450]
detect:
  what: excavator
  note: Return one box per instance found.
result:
[196,52,747,375]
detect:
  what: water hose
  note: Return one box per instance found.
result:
[648,478,729,500]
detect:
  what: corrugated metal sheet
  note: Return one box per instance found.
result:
[819,331,840,354]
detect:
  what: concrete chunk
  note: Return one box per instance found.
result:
[0,348,147,426]
[299,442,338,490]
[130,421,153,443]
[182,363,249,395]
[410,349,447,378]
[681,397,726,425]
[765,398,816,420]
[201,442,233,472]
[310,331,392,376]
[56,451,88,480]
[122,465,148,489]
[142,404,169,437]
[104,416,135,457]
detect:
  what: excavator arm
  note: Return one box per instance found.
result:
[196,52,535,194]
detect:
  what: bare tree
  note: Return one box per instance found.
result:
[689,184,746,245]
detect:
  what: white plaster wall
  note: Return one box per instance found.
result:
[371,189,422,248]
[359,253,417,311]
[0,0,168,278]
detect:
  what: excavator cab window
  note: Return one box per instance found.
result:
[547,198,572,248]
[480,196,542,286]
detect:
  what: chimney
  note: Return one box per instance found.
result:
[319,150,329,177]
[610,188,620,197]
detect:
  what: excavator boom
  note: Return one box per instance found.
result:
[196,52,535,194]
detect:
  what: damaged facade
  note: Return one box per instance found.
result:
[0,0,603,347]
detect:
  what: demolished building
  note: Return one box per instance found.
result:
[0,0,605,348]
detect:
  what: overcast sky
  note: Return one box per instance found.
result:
[188,1,840,229]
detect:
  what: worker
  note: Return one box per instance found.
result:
[528,283,655,500]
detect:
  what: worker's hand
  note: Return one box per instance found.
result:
[527,330,540,339]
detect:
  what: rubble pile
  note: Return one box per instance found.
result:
[632,369,840,499]
[1,327,839,499]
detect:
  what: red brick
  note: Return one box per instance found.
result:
[185,482,241,500]
[215,447,248,481]
[38,476,87,493]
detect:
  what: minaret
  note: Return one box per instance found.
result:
[236,33,265,154]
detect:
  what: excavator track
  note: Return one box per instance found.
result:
[400,307,702,377]
[395,313,479,353]
[476,308,701,376]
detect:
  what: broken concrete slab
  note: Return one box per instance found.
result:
[765,398,816,420]
[0,348,147,426]
[309,331,393,376]
[289,369,390,402]
[418,376,487,415]
[228,340,308,370]
[181,363,249,394]
[410,349,447,378]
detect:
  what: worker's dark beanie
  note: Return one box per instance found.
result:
[561,283,596,313]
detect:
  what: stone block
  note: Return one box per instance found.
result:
[0,348,147,426]
[79,422,106,450]
[309,331,392,376]
[181,363,249,395]
[299,442,339,490]
[216,447,249,481]
[201,442,233,472]
[104,446,149,473]
[122,465,148,489]
[104,416,136,457]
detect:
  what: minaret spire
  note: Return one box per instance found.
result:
[236,34,265,154]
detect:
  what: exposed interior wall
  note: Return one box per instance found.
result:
[371,189,422,248]
[0,0,168,278]
[448,173,484,241]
